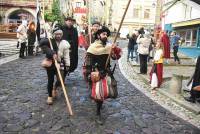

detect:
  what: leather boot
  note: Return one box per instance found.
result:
[52,87,58,99]
[47,97,53,105]
[184,96,195,103]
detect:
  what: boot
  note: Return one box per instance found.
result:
[96,115,103,125]
[52,86,58,99]
[184,96,195,103]
[52,89,58,99]
[47,97,53,105]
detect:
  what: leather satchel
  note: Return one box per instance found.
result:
[41,58,52,68]
[91,71,100,83]
[108,76,118,98]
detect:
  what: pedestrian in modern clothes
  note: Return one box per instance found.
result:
[17,20,27,58]
[137,33,151,74]
[27,21,36,56]
[39,28,70,105]
[127,33,137,62]
[171,31,180,64]
[150,40,164,90]
[184,56,200,103]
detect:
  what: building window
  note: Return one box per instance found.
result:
[144,9,150,19]
[133,8,139,18]
[178,29,197,47]
[192,29,197,46]
[76,2,81,8]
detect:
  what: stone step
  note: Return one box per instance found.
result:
[0,50,19,54]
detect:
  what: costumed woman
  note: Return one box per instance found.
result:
[150,40,164,90]
[27,21,36,56]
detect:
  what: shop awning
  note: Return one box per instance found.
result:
[172,18,200,27]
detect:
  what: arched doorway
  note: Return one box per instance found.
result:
[8,9,35,25]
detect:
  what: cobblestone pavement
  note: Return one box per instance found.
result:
[0,46,200,133]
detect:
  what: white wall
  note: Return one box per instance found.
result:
[164,0,200,25]
[111,0,156,37]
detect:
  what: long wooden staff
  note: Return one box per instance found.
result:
[105,0,132,68]
[41,13,73,116]
[87,0,91,46]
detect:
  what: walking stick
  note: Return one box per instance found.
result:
[41,15,73,116]
[105,0,132,69]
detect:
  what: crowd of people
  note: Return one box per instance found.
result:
[15,16,200,124]
[126,27,200,103]
[16,16,122,124]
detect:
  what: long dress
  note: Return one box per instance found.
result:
[150,49,163,88]
[161,33,170,59]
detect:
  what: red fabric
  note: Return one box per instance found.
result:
[112,46,122,60]
[91,77,109,101]
[78,34,88,49]
[161,33,170,59]
[150,63,163,87]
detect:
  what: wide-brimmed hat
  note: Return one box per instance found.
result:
[95,26,110,39]
[64,17,74,21]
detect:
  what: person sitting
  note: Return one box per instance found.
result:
[184,56,200,103]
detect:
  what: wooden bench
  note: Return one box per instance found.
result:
[0,32,17,39]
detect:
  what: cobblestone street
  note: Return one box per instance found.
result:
[0,47,200,134]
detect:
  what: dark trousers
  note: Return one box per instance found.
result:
[96,101,103,115]
[28,45,34,56]
[19,42,26,58]
[173,46,180,62]
[127,48,134,60]
[46,67,65,97]
[190,88,200,100]
[139,54,148,74]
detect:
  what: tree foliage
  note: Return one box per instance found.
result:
[44,0,64,24]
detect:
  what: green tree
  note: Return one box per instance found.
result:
[44,0,64,24]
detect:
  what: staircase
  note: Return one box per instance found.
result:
[0,39,19,58]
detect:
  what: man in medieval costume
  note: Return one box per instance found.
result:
[82,22,101,80]
[62,17,78,73]
[160,31,170,63]
[85,21,101,47]
[39,28,70,105]
[85,26,121,124]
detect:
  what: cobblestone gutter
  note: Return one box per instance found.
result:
[118,48,200,128]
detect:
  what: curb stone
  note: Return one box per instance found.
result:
[0,54,19,65]
[118,48,200,128]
